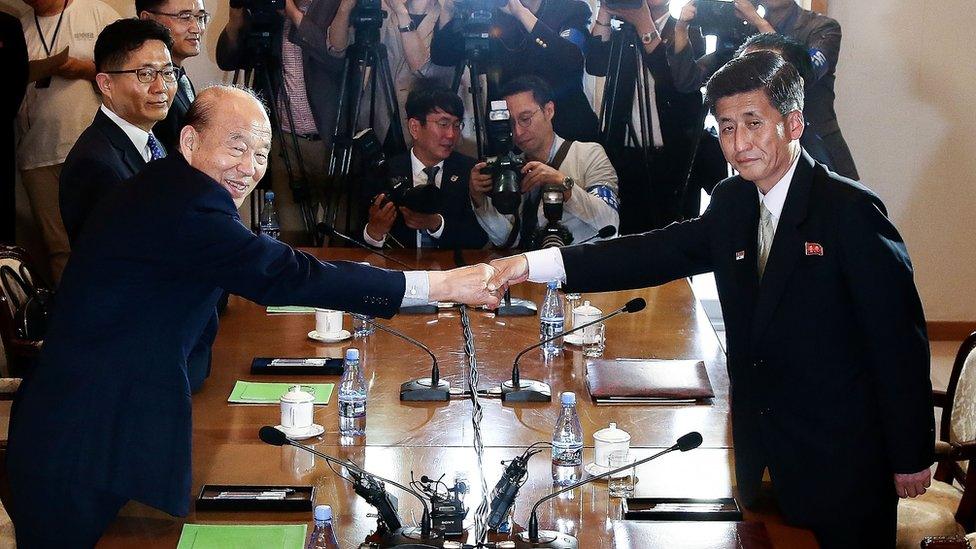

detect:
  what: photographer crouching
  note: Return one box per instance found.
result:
[469,76,619,250]
[216,0,346,243]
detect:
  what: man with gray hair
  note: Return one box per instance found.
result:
[5,85,500,547]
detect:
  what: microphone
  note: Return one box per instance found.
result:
[519,432,704,548]
[259,426,440,543]
[318,222,437,315]
[353,316,449,402]
[575,225,616,245]
[499,298,646,403]
[487,451,533,530]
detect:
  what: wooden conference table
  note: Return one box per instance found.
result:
[98,248,815,548]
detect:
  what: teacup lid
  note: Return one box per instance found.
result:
[574,300,602,317]
[593,422,631,443]
[280,385,315,404]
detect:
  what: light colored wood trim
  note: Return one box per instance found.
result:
[928,322,976,341]
[811,0,828,13]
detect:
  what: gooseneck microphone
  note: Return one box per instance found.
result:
[353,316,450,402]
[259,426,439,543]
[521,432,704,548]
[575,225,617,245]
[499,298,646,403]
[317,222,412,270]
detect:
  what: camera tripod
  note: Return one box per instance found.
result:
[597,21,657,165]
[325,5,407,237]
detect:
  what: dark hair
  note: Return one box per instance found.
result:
[405,79,464,121]
[736,32,814,85]
[500,75,554,109]
[135,0,168,15]
[704,50,804,116]
[94,18,174,73]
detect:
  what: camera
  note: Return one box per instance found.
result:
[602,0,644,10]
[229,0,284,13]
[692,0,758,44]
[532,182,573,249]
[385,176,442,214]
[351,0,386,34]
[480,101,525,215]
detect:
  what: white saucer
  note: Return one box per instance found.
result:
[565,333,585,346]
[276,423,325,441]
[308,329,351,343]
[584,462,611,478]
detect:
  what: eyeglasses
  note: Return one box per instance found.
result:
[104,66,178,84]
[426,118,464,131]
[513,108,541,128]
[148,10,212,25]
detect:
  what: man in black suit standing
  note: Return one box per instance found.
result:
[363,84,488,250]
[6,84,500,547]
[59,18,176,243]
[487,51,934,547]
[139,0,209,151]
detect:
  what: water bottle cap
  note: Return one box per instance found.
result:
[345,348,360,361]
[547,279,559,289]
[314,504,332,521]
[265,191,275,200]
[560,391,576,405]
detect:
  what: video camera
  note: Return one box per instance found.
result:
[480,100,526,215]
[350,0,386,39]
[692,0,759,46]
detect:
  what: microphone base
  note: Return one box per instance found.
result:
[499,379,552,402]
[379,526,442,547]
[515,530,579,548]
[400,304,438,315]
[400,377,451,402]
[496,297,537,317]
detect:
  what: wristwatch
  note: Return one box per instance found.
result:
[640,28,659,45]
[398,22,413,33]
[561,176,575,191]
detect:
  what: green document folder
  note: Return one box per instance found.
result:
[266,305,316,314]
[177,524,307,549]
[228,381,334,405]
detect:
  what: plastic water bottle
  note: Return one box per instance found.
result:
[338,348,367,436]
[551,391,583,486]
[306,504,340,549]
[259,191,281,240]
[540,280,565,357]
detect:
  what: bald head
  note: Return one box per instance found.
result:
[179,86,272,208]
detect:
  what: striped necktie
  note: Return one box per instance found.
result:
[757,201,775,278]
[419,166,440,248]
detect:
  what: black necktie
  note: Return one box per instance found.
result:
[419,166,440,247]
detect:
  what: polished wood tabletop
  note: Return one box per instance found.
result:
[97,248,816,548]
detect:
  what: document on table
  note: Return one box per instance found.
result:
[227,381,334,405]
[176,524,307,549]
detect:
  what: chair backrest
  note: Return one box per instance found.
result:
[944,332,976,485]
[0,244,47,376]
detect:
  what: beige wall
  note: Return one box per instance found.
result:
[829,1,976,322]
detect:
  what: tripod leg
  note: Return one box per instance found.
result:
[374,44,407,154]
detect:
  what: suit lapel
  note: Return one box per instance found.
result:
[94,109,146,175]
[750,153,815,345]
[731,180,760,306]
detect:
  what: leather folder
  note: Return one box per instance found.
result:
[612,521,772,549]
[586,359,714,403]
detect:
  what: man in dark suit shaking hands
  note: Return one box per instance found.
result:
[363,83,488,250]
[6,85,500,547]
[59,18,177,243]
[487,51,934,547]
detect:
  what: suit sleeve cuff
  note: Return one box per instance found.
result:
[525,248,566,284]
[400,271,432,307]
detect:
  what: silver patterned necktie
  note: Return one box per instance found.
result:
[757,201,775,278]
[419,166,440,248]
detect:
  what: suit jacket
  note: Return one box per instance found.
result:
[60,108,146,244]
[364,151,488,250]
[152,68,194,152]
[560,151,933,524]
[431,0,599,143]
[6,154,406,516]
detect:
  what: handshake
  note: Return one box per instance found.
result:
[425,255,532,309]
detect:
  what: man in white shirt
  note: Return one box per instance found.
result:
[486,52,933,548]
[469,75,619,249]
[59,18,176,244]
[17,0,119,283]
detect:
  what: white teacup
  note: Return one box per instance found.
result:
[315,308,344,335]
[280,385,315,434]
[593,422,631,468]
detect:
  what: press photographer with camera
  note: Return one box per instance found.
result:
[217,0,345,243]
[669,0,859,180]
[362,83,488,249]
[469,76,618,249]
[430,0,599,143]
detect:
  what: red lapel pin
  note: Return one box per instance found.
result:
[805,242,824,256]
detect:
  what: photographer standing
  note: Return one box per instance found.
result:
[430,0,599,143]
[670,0,858,180]
[216,0,345,243]
[469,76,618,248]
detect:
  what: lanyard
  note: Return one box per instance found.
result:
[34,0,69,57]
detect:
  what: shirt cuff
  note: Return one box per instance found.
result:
[363,225,386,248]
[401,271,432,307]
[525,248,567,284]
[427,215,445,239]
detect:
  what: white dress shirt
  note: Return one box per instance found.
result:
[364,148,447,248]
[100,104,162,163]
[756,152,801,233]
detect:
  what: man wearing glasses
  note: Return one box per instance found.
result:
[138,0,209,151]
[363,83,488,250]
[470,75,619,248]
[59,18,176,243]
